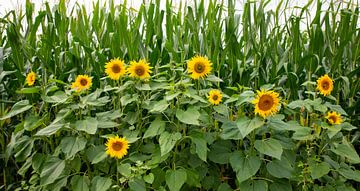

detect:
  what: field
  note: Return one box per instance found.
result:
[0,0,359,190]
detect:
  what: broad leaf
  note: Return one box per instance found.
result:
[159,132,181,156]
[40,157,65,186]
[176,107,200,125]
[230,152,261,183]
[165,169,187,191]
[254,138,283,160]
[0,100,32,120]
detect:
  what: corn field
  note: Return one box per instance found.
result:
[0,0,359,190]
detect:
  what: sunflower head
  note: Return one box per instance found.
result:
[26,71,36,86]
[317,74,333,96]
[252,90,280,118]
[326,111,342,125]
[208,89,223,105]
[105,58,126,80]
[105,136,129,159]
[187,55,212,80]
[71,75,92,92]
[127,59,152,79]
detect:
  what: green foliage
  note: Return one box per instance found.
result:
[0,0,359,190]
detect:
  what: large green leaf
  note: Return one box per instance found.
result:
[86,146,107,164]
[176,107,200,125]
[236,117,264,138]
[254,138,283,160]
[60,137,87,159]
[0,100,32,120]
[13,135,34,162]
[40,157,66,186]
[75,117,98,135]
[239,179,268,191]
[129,178,146,191]
[230,152,261,183]
[331,141,360,164]
[165,169,187,191]
[190,132,208,162]
[35,122,65,136]
[71,175,90,191]
[266,158,294,178]
[338,167,360,182]
[149,100,169,113]
[159,131,181,156]
[91,176,112,191]
[143,117,165,138]
[309,161,330,179]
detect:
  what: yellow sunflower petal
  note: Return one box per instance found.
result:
[72,74,92,92]
[105,58,126,80]
[187,55,212,80]
[105,136,129,159]
[127,59,152,79]
[326,111,342,125]
[317,74,333,96]
[208,89,223,105]
[252,89,280,118]
[26,71,36,86]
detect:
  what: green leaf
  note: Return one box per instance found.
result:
[0,100,32,120]
[118,163,131,177]
[254,138,283,160]
[309,162,330,179]
[40,157,65,186]
[165,169,187,191]
[208,140,232,164]
[86,146,107,164]
[269,180,292,191]
[237,117,265,138]
[16,87,40,94]
[159,132,181,156]
[220,121,242,140]
[331,141,360,164]
[206,75,223,82]
[190,132,208,162]
[143,173,154,184]
[239,179,268,191]
[266,158,294,178]
[46,176,68,191]
[129,178,146,191]
[24,114,47,131]
[35,122,65,136]
[71,175,90,191]
[60,137,87,159]
[91,176,112,191]
[75,117,98,135]
[230,152,261,183]
[44,91,68,104]
[338,167,360,182]
[143,117,165,138]
[176,107,200,125]
[14,136,34,162]
[149,100,169,113]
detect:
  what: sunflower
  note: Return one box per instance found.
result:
[208,89,223,105]
[105,136,129,159]
[326,111,342,125]
[71,75,92,92]
[127,59,152,79]
[253,90,280,118]
[187,55,212,80]
[105,58,126,80]
[26,71,36,86]
[317,74,333,96]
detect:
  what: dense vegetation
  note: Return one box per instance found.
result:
[0,0,359,190]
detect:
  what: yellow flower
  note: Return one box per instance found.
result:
[105,136,129,159]
[127,59,152,79]
[208,89,222,105]
[105,58,126,80]
[187,55,212,80]
[317,74,333,96]
[326,111,342,125]
[71,75,92,92]
[26,71,36,86]
[253,90,280,118]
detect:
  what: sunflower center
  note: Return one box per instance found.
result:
[212,95,219,101]
[112,64,121,73]
[135,66,145,76]
[194,62,205,73]
[258,95,274,111]
[321,81,330,90]
[329,116,337,123]
[80,78,88,86]
[112,141,123,151]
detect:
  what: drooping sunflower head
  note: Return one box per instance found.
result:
[127,59,152,79]
[105,136,129,159]
[187,55,212,80]
[252,90,280,118]
[208,89,223,105]
[105,58,126,80]
[26,71,36,86]
[326,111,342,125]
[71,75,92,92]
[317,74,333,96]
